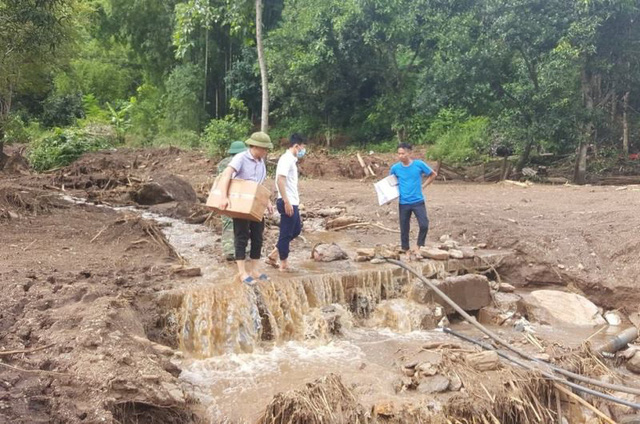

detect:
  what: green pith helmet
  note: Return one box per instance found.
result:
[228,140,247,155]
[245,131,273,149]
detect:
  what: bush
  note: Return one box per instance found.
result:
[201,98,251,156]
[151,131,201,150]
[129,83,163,141]
[28,129,113,171]
[426,115,490,164]
[41,92,85,128]
[81,94,109,123]
[2,115,30,144]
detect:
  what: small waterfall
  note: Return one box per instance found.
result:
[175,268,401,357]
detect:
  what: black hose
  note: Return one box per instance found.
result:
[443,327,640,409]
[383,258,640,407]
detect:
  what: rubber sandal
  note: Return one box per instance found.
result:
[279,267,299,273]
[242,276,256,286]
[265,257,279,268]
[258,273,270,281]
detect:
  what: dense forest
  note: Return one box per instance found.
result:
[1,0,640,182]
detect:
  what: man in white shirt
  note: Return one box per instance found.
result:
[266,134,306,271]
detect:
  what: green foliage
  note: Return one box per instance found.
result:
[129,83,163,141]
[426,116,490,164]
[269,116,321,144]
[201,98,251,156]
[41,92,85,128]
[2,115,30,144]
[106,101,132,143]
[162,64,205,133]
[28,129,114,171]
[81,94,109,123]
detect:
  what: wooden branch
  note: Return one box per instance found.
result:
[0,343,55,356]
[553,383,615,424]
[90,225,109,243]
[330,222,370,231]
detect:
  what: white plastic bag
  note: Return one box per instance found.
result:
[374,175,399,206]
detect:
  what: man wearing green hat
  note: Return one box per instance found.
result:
[217,131,274,284]
[217,141,247,261]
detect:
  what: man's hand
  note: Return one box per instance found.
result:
[219,196,230,210]
[284,200,294,217]
[267,201,274,215]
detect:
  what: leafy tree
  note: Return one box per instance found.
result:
[0,0,76,147]
[163,63,205,132]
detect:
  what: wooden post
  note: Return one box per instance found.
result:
[623,91,630,156]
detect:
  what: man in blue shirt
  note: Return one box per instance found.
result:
[389,143,437,257]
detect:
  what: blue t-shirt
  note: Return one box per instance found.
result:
[389,160,434,205]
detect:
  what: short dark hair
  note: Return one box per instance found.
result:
[290,133,307,146]
[398,142,412,150]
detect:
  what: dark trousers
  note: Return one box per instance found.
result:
[399,201,429,251]
[276,198,302,260]
[232,218,265,260]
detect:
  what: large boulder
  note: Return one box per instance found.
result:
[519,290,606,326]
[132,174,197,205]
[410,274,492,314]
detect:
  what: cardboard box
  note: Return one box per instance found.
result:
[374,175,399,205]
[206,177,271,222]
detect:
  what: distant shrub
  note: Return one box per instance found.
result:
[28,129,113,171]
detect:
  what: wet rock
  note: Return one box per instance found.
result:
[519,290,606,326]
[465,351,500,371]
[160,382,185,404]
[604,310,624,326]
[443,239,459,250]
[356,248,376,257]
[132,174,197,205]
[494,292,523,313]
[420,247,449,260]
[478,306,509,326]
[609,391,638,418]
[402,367,416,377]
[460,247,476,258]
[498,283,516,293]
[448,249,464,259]
[521,264,565,286]
[417,375,450,394]
[316,207,344,218]
[374,401,396,417]
[410,274,491,314]
[627,352,640,374]
[415,362,438,377]
[448,374,463,391]
[311,243,348,262]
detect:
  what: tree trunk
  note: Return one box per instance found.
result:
[516,134,533,173]
[203,28,209,111]
[255,0,269,132]
[574,142,588,185]
[623,91,630,156]
[575,68,594,185]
